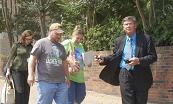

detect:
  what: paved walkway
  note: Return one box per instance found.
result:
[0,76,122,104]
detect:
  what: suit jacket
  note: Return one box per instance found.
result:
[99,33,157,88]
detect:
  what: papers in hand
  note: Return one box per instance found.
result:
[82,51,93,66]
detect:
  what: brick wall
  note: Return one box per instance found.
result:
[149,46,173,104]
[84,46,173,104]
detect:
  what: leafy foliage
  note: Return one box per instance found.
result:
[1,0,173,49]
[83,18,122,51]
[146,0,173,46]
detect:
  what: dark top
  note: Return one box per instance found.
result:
[7,43,33,71]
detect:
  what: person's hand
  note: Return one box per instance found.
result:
[68,61,80,73]
[74,61,80,70]
[69,65,80,73]
[5,68,11,78]
[94,55,104,64]
[129,57,140,65]
[27,74,35,86]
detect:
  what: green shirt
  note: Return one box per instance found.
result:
[61,39,85,83]
[8,43,32,71]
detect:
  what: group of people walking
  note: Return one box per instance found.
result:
[4,16,157,104]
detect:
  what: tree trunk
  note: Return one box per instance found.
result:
[86,9,92,30]
[152,0,156,20]
[134,0,147,33]
[149,0,156,27]
[39,13,46,38]
[38,0,49,38]
[1,0,14,47]
[92,3,96,27]
[86,2,95,30]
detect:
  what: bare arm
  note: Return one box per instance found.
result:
[63,60,70,86]
[27,55,37,86]
[63,60,70,79]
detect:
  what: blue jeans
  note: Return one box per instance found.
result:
[36,81,68,104]
[68,81,86,104]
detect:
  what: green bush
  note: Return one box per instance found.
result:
[83,18,122,51]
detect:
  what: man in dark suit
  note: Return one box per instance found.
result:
[96,16,157,104]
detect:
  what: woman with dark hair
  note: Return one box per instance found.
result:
[6,30,33,104]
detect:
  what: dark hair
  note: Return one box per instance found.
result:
[122,16,136,24]
[72,25,84,37]
[19,30,33,44]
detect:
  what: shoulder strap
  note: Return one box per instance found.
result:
[69,41,75,53]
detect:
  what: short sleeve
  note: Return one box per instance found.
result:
[61,39,71,54]
[31,41,42,59]
[61,45,67,61]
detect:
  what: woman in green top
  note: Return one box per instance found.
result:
[62,26,86,104]
[6,30,33,104]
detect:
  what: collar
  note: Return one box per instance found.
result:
[126,33,136,42]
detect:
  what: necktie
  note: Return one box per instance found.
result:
[126,38,132,59]
[125,38,134,70]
